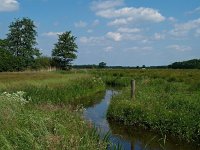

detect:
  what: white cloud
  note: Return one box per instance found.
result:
[104,46,113,52]
[79,36,105,45]
[106,31,145,42]
[170,18,200,37]
[42,32,63,37]
[108,17,133,26]
[125,46,153,52]
[91,0,124,11]
[0,0,19,12]
[106,32,122,41]
[96,7,165,23]
[154,33,165,40]
[117,27,141,33]
[167,44,192,52]
[74,20,87,28]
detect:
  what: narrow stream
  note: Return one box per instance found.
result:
[83,90,199,150]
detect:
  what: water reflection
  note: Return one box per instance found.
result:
[83,90,199,150]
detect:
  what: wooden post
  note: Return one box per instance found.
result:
[131,79,135,98]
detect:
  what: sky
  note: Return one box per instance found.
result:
[0,0,200,66]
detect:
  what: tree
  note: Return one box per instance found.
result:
[32,56,52,70]
[52,31,78,70]
[99,62,106,68]
[169,59,200,69]
[142,65,146,69]
[7,17,40,70]
[0,39,8,50]
[0,47,15,72]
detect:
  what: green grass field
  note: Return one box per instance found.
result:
[1,69,200,149]
[102,69,200,144]
[0,71,107,149]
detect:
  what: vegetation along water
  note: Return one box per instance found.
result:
[0,71,108,149]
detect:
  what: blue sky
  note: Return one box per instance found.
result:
[0,0,200,66]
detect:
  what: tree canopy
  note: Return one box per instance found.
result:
[52,31,78,70]
[7,18,40,70]
[99,62,107,68]
[169,59,200,69]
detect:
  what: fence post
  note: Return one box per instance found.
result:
[131,79,135,99]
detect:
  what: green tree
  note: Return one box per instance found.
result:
[7,17,40,70]
[99,62,106,68]
[32,56,52,70]
[0,39,8,50]
[52,31,78,70]
[0,47,15,72]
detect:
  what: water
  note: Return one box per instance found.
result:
[83,90,199,150]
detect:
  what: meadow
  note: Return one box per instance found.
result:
[97,69,200,144]
[0,71,108,149]
[0,69,200,149]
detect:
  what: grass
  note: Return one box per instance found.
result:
[0,71,108,149]
[0,72,105,105]
[0,91,107,149]
[93,69,200,144]
[1,69,200,148]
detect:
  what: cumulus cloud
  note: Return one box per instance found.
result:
[106,32,122,41]
[91,1,165,25]
[74,20,87,28]
[117,27,141,33]
[91,0,165,29]
[0,0,19,12]
[153,33,165,40]
[79,36,105,45]
[170,18,200,37]
[42,32,63,37]
[108,17,133,26]
[167,44,192,52]
[106,31,145,42]
[97,7,165,22]
[125,46,153,52]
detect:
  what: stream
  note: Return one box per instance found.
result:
[83,90,199,150]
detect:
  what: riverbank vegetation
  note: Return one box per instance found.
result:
[103,69,200,144]
[1,69,200,148]
[0,72,107,149]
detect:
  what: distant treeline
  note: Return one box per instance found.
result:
[74,59,200,69]
[73,64,168,69]
[168,59,200,69]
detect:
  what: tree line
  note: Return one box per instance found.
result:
[168,59,200,69]
[0,18,78,72]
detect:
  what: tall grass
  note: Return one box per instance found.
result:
[0,72,107,149]
[0,72,105,105]
[0,91,107,149]
[101,69,200,144]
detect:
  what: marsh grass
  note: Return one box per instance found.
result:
[0,92,107,149]
[0,72,105,105]
[102,69,200,144]
[0,72,108,149]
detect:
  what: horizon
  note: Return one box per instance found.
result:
[0,0,200,66]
